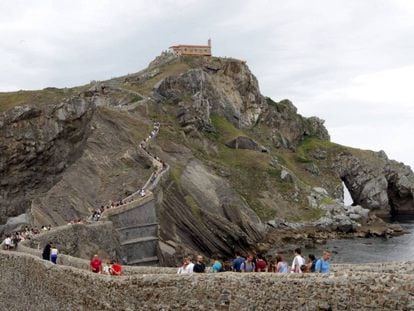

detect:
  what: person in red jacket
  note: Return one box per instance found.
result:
[110,260,122,276]
[256,254,267,272]
[90,254,102,273]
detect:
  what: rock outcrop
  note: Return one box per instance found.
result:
[225,136,266,151]
[0,95,95,225]
[263,98,330,150]
[154,57,267,130]
[335,151,414,216]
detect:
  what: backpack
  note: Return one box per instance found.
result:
[242,260,255,272]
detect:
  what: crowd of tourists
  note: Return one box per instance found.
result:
[2,225,53,250]
[177,249,331,274]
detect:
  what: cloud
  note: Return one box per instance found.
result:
[0,0,413,169]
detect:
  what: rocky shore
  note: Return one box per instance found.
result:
[262,213,406,257]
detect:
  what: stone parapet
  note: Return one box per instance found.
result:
[100,193,154,220]
[1,251,413,310]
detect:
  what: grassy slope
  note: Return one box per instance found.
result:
[0,85,92,113]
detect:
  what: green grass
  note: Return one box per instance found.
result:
[0,88,70,112]
[290,207,326,222]
[133,62,190,95]
[210,114,244,142]
[320,197,336,205]
[184,195,203,220]
[0,83,94,113]
[170,165,184,192]
[298,137,344,155]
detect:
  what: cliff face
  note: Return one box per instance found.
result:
[0,94,95,224]
[1,53,413,258]
[154,57,267,130]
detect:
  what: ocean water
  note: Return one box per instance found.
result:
[307,218,414,263]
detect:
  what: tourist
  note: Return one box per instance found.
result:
[222,259,233,272]
[211,255,223,273]
[109,260,122,276]
[276,255,289,273]
[90,254,102,273]
[305,254,317,273]
[102,258,112,275]
[50,244,58,264]
[42,242,51,261]
[3,234,12,250]
[240,254,255,272]
[255,254,267,272]
[268,258,277,273]
[11,232,20,250]
[177,257,194,274]
[291,248,305,273]
[232,252,245,272]
[193,255,206,273]
[315,251,331,273]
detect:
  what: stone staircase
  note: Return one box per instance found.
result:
[99,120,168,266]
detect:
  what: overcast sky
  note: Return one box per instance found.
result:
[1,0,413,169]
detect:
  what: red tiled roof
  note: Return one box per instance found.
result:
[169,44,210,49]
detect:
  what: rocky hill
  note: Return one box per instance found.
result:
[1,52,413,259]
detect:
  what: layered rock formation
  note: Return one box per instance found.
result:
[263,98,330,150]
[154,57,267,130]
[335,151,414,217]
[0,95,95,224]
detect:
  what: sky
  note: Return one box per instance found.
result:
[1,0,413,169]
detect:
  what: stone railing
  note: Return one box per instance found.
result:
[100,193,155,219]
[1,250,413,310]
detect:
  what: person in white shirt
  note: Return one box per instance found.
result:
[50,245,58,264]
[3,235,12,250]
[291,248,305,273]
[177,257,194,274]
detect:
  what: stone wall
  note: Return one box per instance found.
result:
[1,251,413,310]
[333,261,414,274]
[102,194,160,265]
[23,222,121,261]
[14,244,176,275]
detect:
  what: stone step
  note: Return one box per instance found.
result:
[121,237,158,261]
[128,256,159,266]
[117,223,159,241]
[117,222,158,231]
[121,236,158,246]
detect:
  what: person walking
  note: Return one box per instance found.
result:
[240,254,255,272]
[42,242,51,261]
[109,260,122,276]
[90,254,102,273]
[276,255,289,273]
[291,248,305,273]
[50,244,58,264]
[193,255,206,273]
[232,252,245,272]
[315,251,331,273]
[177,257,194,274]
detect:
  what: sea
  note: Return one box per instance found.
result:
[307,217,414,263]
